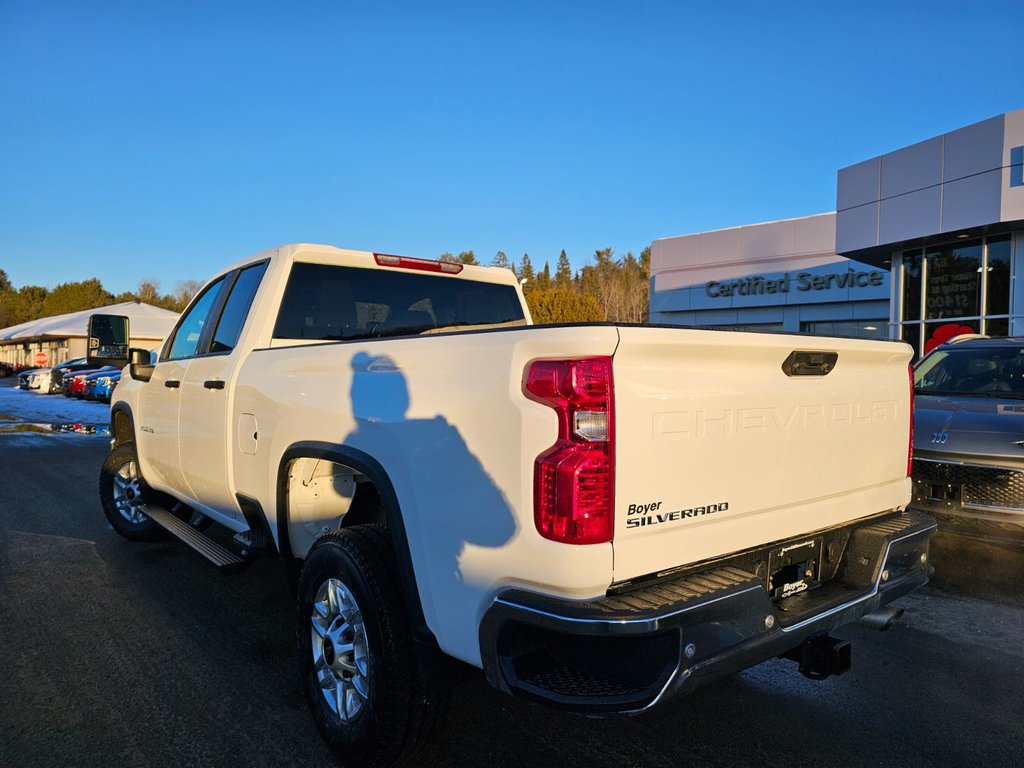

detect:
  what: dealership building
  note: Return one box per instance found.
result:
[651,110,1024,358]
[0,301,178,370]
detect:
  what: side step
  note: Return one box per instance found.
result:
[142,504,247,573]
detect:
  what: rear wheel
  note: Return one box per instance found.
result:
[297,526,449,767]
[98,443,164,541]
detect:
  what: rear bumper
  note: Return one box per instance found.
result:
[479,509,935,715]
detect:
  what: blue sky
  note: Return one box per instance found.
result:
[2,1,1022,295]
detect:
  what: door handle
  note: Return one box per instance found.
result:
[204,380,226,390]
[164,380,180,388]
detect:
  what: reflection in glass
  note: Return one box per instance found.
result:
[986,236,1011,316]
[168,277,226,360]
[728,324,784,332]
[925,240,981,320]
[986,318,1009,337]
[210,263,268,353]
[902,324,921,361]
[901,250,922,321]
[915,345,1024,395]
[802,320,887,339]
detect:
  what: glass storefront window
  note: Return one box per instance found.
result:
[986,235,1011,316]
[986,318,1009,337]
[703,323,784,332]
[901,324,921,361]
[899,234,1015,359]
[902,250,922,321]
[925,240,981,320]
[802,320,888,339]
[732,324,784,332]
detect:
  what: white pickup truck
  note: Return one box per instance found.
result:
[88,243,934,767]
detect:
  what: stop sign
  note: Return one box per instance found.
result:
[34,352,48,366]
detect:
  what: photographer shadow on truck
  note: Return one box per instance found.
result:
[341,350,517,611]
[292,352,518,764]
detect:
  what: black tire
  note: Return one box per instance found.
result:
[297,526,449,767]
[98,442,165,542]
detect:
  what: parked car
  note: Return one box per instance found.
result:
[0,362,13,377]
[912,334,1024,531]
[19,368,52,391]
[47,358,96,394]
[85,369,121,402]
[60,371,76,397]
[67,367,112,399]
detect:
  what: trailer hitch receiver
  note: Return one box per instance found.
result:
[783,635,851,680]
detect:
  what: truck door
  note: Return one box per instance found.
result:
[178,262,267,524]
[137,276,228,494]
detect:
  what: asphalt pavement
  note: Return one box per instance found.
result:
[0,397,1022,767]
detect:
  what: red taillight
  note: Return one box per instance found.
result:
[525,357,614,544]
[374,253,463,274]
[908,363,915,477]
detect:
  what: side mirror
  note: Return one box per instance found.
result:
[87,314,130,367]
[129,347,155,383]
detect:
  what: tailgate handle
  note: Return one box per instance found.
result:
[782,350,838,377]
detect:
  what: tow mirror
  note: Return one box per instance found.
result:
[87,314,130,367]
[129,347,155,383]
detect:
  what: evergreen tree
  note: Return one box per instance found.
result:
[13,286,47,324]
[41,278,113,317]
[491,251,511,270]
[0,270,16,328]
[534,261,551,291]
[518,253,534,284]
[555,249,572,288]
[527,287,603,324]
[457,250,478,265]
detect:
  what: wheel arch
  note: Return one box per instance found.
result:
[110,403,136,447]
[277,441,437,647]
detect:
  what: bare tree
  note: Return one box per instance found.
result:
[136,278,161,304]
[172,279,204,311]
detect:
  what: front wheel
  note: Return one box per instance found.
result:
[297,526,449,767]
[98,443,165,541]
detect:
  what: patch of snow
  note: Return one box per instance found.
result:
[0,385,112,424]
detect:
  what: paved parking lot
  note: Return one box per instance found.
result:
[0,383,1022,767]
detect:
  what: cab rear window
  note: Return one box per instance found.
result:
[273,263,525,341]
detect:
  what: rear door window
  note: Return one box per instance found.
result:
[273,263,525,342]
[209,262,268,354]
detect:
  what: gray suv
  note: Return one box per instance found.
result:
[912,335,1024,531]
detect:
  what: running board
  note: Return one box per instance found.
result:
[142,504,247,573]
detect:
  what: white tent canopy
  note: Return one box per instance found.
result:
[0,301,179,341]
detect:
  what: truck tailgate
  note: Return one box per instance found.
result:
[612,326,912,582]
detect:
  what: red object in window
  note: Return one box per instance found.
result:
[525,357,615,545]
[923,323,975,354]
